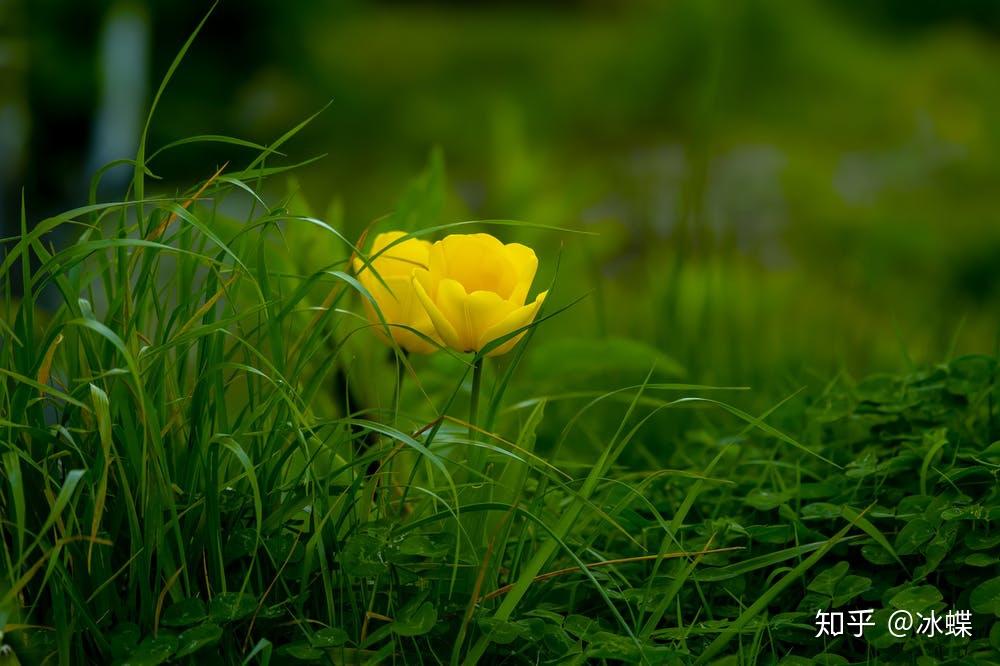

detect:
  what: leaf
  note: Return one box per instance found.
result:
[946,354,997,395]
[175,624,222,658]
[161,598,207,627]
[894,518,935,555]
[807,562,848,596]
[844,453,879,479]
[746,524,794,544]
[965,532,1000,550]
[888,585,942,614]
[800,503,842,520]
[390,601,437,637]
[832,575,871,607]
[913,522,957,579]
[855,375,903,403]
[478,617,527,645]
[109,623,141,659]
[310,627,348,648]
[388,533,449,560]
[585,632,680,663]
[119,634,178,666]
[208,592,256,623]
[564,614,602,639]
[970,576,1000,616]
[744,489,794,511]
[340,533,389,577]
[224,528,257,562]
[279,642,323,661]
[965,553,998,567]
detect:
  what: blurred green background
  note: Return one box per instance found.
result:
[4,0,1000,403]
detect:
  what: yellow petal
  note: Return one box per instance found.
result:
[503,242,538,306]
[431,279,475,352]
[361,274,439,354]
[359,273,404,324]
[479,291,547,357]
[393,327,439,354]
[462,289,519,351]
[413,275,462,352]
[433,233,518,300]
[386,276,440,354]
[356,231,431,279]
[353,231,440,353]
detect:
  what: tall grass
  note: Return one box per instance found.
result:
[0,17,732,664]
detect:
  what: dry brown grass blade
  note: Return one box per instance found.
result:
[126,163,229,279]
[153,567,185,636]
[149,162,228,242]
[36,332,63,386]
[174,274,239,338]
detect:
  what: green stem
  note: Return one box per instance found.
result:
[466,356,489,580]
[469,356,484,446]
[392,349,407,421]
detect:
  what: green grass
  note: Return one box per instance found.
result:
[3,15,1000,665]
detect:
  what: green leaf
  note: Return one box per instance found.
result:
[744,489,794,511]
[109,623,141,659]
[832,575,871,607]
[894,518,935,555]
[340,533,389,577]
[946,355,997,395]
[970,576,1000,616]
[161,598,207,628]
[279,642,323,661]
[310,627,348,648]
[965,553,998,567]
[965,532,1000,550]
[855,375,903,403]
[888,585,942,614]
[478,617,527,645]
[800,502,842,519]
[746,524,793,544]
[208,592,256,623]
[175,624,222,658]
[119,634,178,666]
[585,631,679,662]
[390,601,437,637]
[807,562,848,596]
[389,533,450,560]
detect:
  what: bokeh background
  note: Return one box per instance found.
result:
[4,0,1000,405]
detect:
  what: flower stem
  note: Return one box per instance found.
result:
[469,356,484,445]
[467,356,488,569]
[392,349,407,419]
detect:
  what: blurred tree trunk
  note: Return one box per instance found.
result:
[87,2,149,197]
[0,0,28,247]
[1,1,149,298]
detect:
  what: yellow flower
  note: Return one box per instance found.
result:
[412,233,547,357]
[353,231,441,354]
